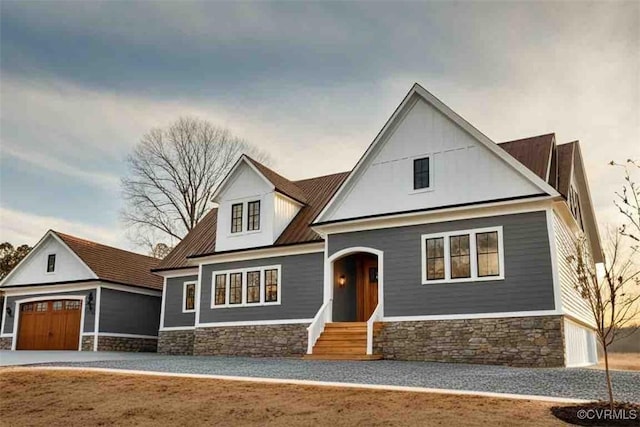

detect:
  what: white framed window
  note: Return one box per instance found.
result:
[182,281,197,313]
[228,197,262,236]
[409,154,434,194]
[46,253,56,273]
[421,226,504,284]
[211,265,281,308]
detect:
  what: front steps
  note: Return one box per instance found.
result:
[304,322,383,361]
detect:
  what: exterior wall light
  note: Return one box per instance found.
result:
[338,275,346,288]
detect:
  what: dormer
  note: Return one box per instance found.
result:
[213,156,306,252]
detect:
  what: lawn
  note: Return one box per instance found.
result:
[0,369,567,426]
[596,353,640,371]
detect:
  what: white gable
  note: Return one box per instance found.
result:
[318,90,550,223]
[1,234,96,287]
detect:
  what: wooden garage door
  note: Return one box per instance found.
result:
[17,300,82,350]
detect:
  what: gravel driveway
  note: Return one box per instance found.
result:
[32,355,640,402]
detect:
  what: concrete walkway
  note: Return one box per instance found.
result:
[0,350,158,366]
[2,351,637,402]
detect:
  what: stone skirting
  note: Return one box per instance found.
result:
[81,336,94,351]
[374,315,565,367]
[193,324,307,357]
[0,337,12,350]
[97,335,158,352]
[158,329,195,355]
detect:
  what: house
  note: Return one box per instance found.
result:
[0,230,162,352]
[152,83,601,367]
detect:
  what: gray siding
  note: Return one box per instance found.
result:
[328,211,555,316]
[3,288,96,335]
[163,275,198,327]
[99,288,161,336]
[332,257,357,321]
[199,252,324,323]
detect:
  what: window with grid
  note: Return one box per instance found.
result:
[413,157,430,190]
[425,237,445,280]
[47,254,56,272]
[65,300,81,310]
[231,203,243,233]
[476,231,500,277]
[184,283,196,311]
[229,272,243,304]
[247,201,260,231]
[265,269,278,302]
[450,235,471,279]
[247,271,261,303]
[214,274,226,306]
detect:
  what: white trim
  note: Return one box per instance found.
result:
[195,264,203,324]
[153,268,199,278]
[11,294,87,351]
[1,294,7,335]
[326,246,384,321]
[159,277,167,330]
[1,282,160,297]
[182,281,197,313]
[101,283,161,297]
[227,196,263,237]
[0,231,98,287]
[211,155,276,202]
[196,318,312,328]
[210,265,281,309]
[314,84,559,224]
[420,226,504,284]
[383,309,561,323]
[95,332,158,340]
[192,242,324,265]
[546,208,563,312]
[408,154,435,194]
[159,326,195,332]
[314,198,554,236]
[24,367,594,404]
[93,286,101,351]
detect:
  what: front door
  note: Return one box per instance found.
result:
[357,257,378,321]
[17,300,82,350]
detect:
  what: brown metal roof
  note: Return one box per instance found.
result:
[498,133,555,181]
[556,141,576,198]
[246,156,308,204]
[55,231,163,290]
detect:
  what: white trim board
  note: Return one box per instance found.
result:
[84,332,159,340]
[196,318,313,328]
[193,242,324,265]
[382,310,561,323]
[153,268,199,279]
[159,326,196,332]
[1,282,161,297]
[23,367,594,405]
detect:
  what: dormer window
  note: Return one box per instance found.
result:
[247,201,261,231]
[231,203,243,233]
[46,254,56,273]
[413,157,430,190]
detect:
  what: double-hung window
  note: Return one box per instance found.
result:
[247,201,260,231]
[46,254,56,273]
[211,265,281,308]
[231,203,243,233]
[183,282,196,313]
[421,227,504,284]
[413,157,431,190]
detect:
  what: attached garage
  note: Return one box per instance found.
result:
[16,299,83,350]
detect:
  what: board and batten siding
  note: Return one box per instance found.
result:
[99,288,161,336]
[328,211,555,317]
[2,288,96,335]
[274,193,302,241]
[199,252,323,323]
[163,275,198,328]
[553,211,596,326]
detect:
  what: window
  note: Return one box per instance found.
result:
[450,235,471,279]
[35,302,48,312]
[183,282,196,312]
[231,203,243,233]
[210,265,281,308]
[214,274,226,306]
[413,157,430,190]
[247,201,260,231]
[476,231,500,277]
[65,300,81,310]
[425,237,445,280]
[421,227,504,284]
[229,272,243,304]
[21,303,33,312]
[265,269,278,302]
[568,186,584,229]
[52,301,63,311]
[46,254,56,273]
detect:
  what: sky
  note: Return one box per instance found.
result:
[0,1,638,253]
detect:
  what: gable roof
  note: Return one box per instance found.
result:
[54,232,163,290]
[498,133,555,181]
[154,171,348,271]
[313,83,561,224]
[556,141,576,198]
[245,156,308,204]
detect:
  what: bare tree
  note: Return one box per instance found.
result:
[567,230,639,409]
[610,159,639,248]
[122,117,270,247]
[150,243,173,260]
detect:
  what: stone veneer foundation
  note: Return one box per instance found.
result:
[97,336,158,352]
[0,337,12,350]
[193,324,308,357]
[374,315,565,367]
[158,329,195,355]
[81,336,94,351]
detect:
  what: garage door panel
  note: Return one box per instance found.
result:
[17,299,82,351]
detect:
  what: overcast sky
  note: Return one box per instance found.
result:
[1,1,638,252]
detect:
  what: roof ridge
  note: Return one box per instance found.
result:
[244,155,308,204]
[499,132,556,145]
[53,230,158,261]
[293,170,351,184]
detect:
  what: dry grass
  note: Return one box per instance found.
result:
[596,353,640,371]
[0,369,567,427]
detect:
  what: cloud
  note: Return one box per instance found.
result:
[0,207,127,249]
